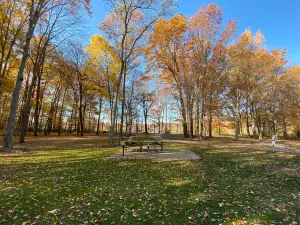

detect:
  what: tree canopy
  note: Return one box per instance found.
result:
[0,1,299,151]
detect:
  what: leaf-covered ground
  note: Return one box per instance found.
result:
[0,136,300,224]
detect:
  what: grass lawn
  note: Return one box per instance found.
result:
[0,136,300,224]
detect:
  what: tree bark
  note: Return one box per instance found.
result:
[196,97,200,137]
[58,87,67,136]
[209,111,213,138]
[19,51,45,142]
[96,98,103,135]
[45,86,60,135]
[19,73,37,143]
[179,92,188,138]
[78,74,84,136]
[144,110,148,134]
[119,63,127,141]
[109,61,124,144]
[69,102,74,134]
[33,73,42,136]
[246,106,251,138]
[4,7,40,151]
[235,94,240,141]
[250,101,257,136]
[16,72,30,134]
[200,94,205,138]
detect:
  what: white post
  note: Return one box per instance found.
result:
[272,134,276,148]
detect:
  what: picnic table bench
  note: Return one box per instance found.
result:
[121,140,164,156]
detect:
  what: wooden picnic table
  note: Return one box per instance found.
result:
[121,140,164,156]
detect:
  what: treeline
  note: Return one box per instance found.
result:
[147,5,300,140]
[0,0,93,150]
[0,0,177,150]
[0,1,299,151]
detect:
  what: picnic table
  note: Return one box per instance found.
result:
[121,140,164,156]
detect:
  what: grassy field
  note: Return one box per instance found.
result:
[0,135,300,224]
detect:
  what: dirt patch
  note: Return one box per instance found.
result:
[274,167,300,177]
[268,164,300,177]
[108,149,200,161]
[281,168,300,177]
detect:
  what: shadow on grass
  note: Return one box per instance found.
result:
[0,145,300,224]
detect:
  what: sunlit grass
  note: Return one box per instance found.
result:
[0,136,299,224]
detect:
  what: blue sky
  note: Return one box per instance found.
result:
[84,0,300,65]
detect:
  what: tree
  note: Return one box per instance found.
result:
[3,0,90,151]
[188,4,236,138]
[0,0,26,97]
[19,2,73,142]
[147,14,189,137]
[85,34,120,135]
[137,78,155,134]
[281,67,300,137]
[226,29,262,140]
[150,99,165,134]
[227,29,286,140]
[101,0,176,144]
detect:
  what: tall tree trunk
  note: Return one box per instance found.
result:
[38,80,47,134]
[109,61,124,144]
[34,73,42,136]
[52,91,60,132]
[39,101,45,133]
[128,107,132,134]
[283,117,287,139]
[45,86,60,135]
[16,72,30,134]
[19,55,44,142]
[78,79,84,136]
[4,4,40,151]
[262,121,266,138]
[135,111,139,133]
[250,101,257,136]
[246,104,251,138]
[119,64,127,141]
[209,111,213,138]
[239,112,243,136]
[257,115,262,139]
[69,103,74,134]
[189,111,193,138]
[96,98,103,135]
[144,110,148,134]
[179,94,188,138]
[196,97,200,137]
[162,109,164,133]
[58,87,67,136]
[187,96,194,138]
[0,95,8,130]
[125,111,128,134]
[76,118,80,135]
[158,119,161,133]
[200,94,205,138]
[82,96,87,133]
[19,74,37,143]
[235,94,240,141]
[33,62,47,136]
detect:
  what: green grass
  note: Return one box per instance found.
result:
[0,136,300,224]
